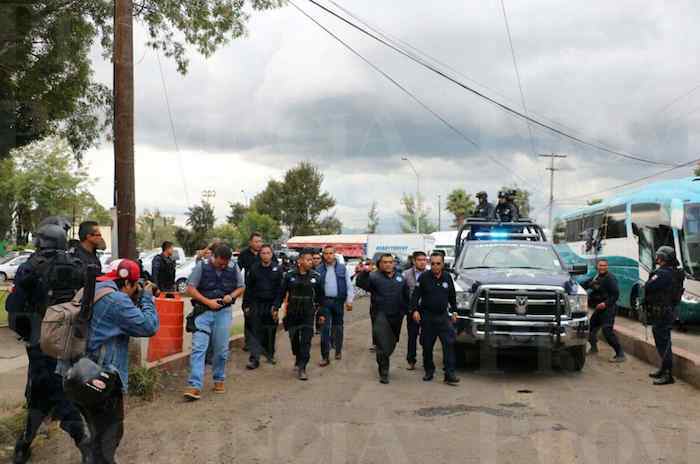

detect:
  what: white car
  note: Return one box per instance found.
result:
[175,258,197,293]
[0,254,30,282]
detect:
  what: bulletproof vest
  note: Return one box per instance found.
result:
[286,271,318,316]
[671,267,685,306]
[588,274,609,307]
[197,263,238,299]
[495,203,515,222]
[645,268,673,307]
[318,262,347,299]
[475,202,493,219]
[157,254,176,286]
[28,250,84,313]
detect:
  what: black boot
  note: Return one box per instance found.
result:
[649,369,664,379]
[379,369,389,384]
[444,374,460,386]
[13,440,31,464]
[653,371,675,386]
[298,368,308,381]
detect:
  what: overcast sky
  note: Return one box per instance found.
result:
[84,0,700,232]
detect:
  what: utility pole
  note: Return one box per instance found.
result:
[538,153,567,231]
[402,157,420,234]
[202,189,217,205]
[438,194,442,230]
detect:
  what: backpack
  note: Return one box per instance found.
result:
[30,250,85,310]
[671,267,685,306]
[40,286,113,362]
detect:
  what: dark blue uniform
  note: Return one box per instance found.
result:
[582,272,624,357]
[410,271,458,380]
[6,259,87,461]
[243,261,284,364]
[645,266,675,373]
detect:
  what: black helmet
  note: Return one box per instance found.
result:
[655,246,676,264]
[498,191,507,199]
[476,191,488,199]
[38,216,72,233]
[33,224,68,250]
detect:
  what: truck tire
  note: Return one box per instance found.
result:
[455,344,479,368]
[564,346,586,372]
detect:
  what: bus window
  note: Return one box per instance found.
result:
[631,203,670,228]
[632,203,675,270]
[603,204,627,239]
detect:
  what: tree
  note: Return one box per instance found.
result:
[252,162,336,236]
[366,201,380,233]
[136,209,176,250]
[587,198,603,206]
[234,211,283,249]
[186,201,216,236]
[446,189,475,227]
[209,223,239,248]
[175,227,202,256]
[317,214,343,235]
[399,193,437,234]
[1,1,284,158]
[226,202,248,225]
[501,185,532,218]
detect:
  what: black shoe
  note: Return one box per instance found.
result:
[266,357,277,365]
[407,362,416,371]
[298,368,308,381]
[369,345,376,352]
[649,369,665,379]
[423,373,434,382]
[444,375,460,386]
[246,360,260,370]
[335,352,342,361]
[242,345,250,352]
[13,441,31,464]
[653,373,675,386]
[379,374,389,384]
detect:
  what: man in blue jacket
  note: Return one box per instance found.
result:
[317,245,354,365]
[88,259,159,463]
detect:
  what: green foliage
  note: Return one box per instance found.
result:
[446,189,475,227]
[399,193,437,234]
[366,201,379,233]
[226,202,248,225]
[317,214,343,235]
[209,223,240,248]
[128,366,161,401]
[0,407,26,446]
[186,201,216,236]
[235,211,283,248]
[136,209,176,250]
[587,198,603,206]
[174,227,205,256]
[0,158,15,240]
[252,162,336,236]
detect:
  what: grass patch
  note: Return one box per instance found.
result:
[229,316,244,337]
[0,408,26,448]
[0,291,7,326]
[129,367,161,402]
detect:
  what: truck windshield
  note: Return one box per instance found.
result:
[681,203,700,279]
[462,244,563,271]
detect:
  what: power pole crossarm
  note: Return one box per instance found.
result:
[538,153,567,231]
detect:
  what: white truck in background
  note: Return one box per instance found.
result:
[366,234,436,266]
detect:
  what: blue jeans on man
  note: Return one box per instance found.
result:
[320,298,345,360]
[188,308,233,389]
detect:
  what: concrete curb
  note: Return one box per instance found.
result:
[146,334,246,373]
[614,325,700,389]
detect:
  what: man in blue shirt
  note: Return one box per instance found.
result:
[402,251,428,370]
[317,245,354,365]
[88,259,159,463]
[184,245,244,400]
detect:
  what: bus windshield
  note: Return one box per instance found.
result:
[681,203,700,278]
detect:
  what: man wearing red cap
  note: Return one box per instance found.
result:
[83,259,159,463]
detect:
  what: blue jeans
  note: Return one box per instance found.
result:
[188,308,233,389]
[320,298,344,359]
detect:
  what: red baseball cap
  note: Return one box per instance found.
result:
[97,259,141,283]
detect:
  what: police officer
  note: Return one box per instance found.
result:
[356,254,410,384]
[474,191,495,219]
[73,220,105,273]
[274,249,324,380]
[242,244,284,368]
[494,191,519,222]
[581,259,626,362]
[410,252,460,385]
[6,220,89,464]
[183,245,244,400]
[403,251,428,370]
[151,240,177,291]
[238,232,264,352]
[645,246,682,386]
[318,245,354,365]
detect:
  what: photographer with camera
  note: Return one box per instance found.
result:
[83,259,159,463]
[184,245,244,400]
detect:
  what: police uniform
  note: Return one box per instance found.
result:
[582,271,625,358]
[402,267,424,367]
[410,271,459,383]
[356,269,410,382]
[152,253,176,291]
[275,269,324,375]
[7,254,88,463]
[474,200,495,219]
[494,201,519,222]
[644,265,676,381]
[243,260,284,365]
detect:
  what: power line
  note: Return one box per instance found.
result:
[307,0,677,168]
[499,0,536,158]
[155,49,191,207]
[656,81,700,114]
[557,157,700,202]
[288,0,544,195]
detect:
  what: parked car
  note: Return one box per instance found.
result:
[141,247,187,279]
[0,254,31,282]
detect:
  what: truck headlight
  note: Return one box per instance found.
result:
[456,291,473,310]
[568,294,588,316]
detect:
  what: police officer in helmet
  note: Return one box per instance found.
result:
[474,191,495,219]
[644,246,683,386]
[494,190,519,222]
[6,219,89,464]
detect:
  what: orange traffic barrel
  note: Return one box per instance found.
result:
[148,292,184,362]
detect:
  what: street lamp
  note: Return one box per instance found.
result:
[402,156,420,234]
[241,189,248,207]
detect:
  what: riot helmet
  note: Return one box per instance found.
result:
[655,246,677,265]
[476,191,488,201]
[37,215,72,233]
[33,224,68,250]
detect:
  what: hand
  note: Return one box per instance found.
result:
[595,302,606,311]
[451,312,458,324]
[412,311,421,323]
[206,298,223,311]
[319,315,326,324]
[143,281,156,295]
[345,303,353,312]
[271,309,279,321]
[222,294,234,306]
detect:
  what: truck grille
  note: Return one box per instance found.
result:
[474,287,567,317]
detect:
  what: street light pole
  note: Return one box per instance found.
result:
[402,157,420,234]
[538,153,567,231]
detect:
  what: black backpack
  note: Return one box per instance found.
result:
[671,267,685,306]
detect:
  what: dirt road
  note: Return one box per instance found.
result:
[29,298,700,463]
